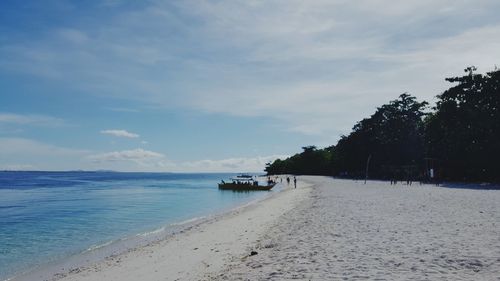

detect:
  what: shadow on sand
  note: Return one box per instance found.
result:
[438,182,500,190]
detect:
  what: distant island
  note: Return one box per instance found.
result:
[266,67,500,183]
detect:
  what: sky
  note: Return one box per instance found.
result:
[1,0,499,172]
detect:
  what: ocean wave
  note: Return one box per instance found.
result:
[84,240,114,252]
[136,226,167,237]
[170,216,206,226]
[0,205,25,209]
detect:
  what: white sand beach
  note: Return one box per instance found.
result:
[44,177,499,280]
[38,179,310,281]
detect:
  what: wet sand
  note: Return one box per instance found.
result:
[44,176,499,281]
[47,178,311,281]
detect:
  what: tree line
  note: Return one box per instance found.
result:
[265,67,500,183]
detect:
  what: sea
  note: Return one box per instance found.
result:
[0,171,277,280]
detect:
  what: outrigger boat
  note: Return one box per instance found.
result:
[218,175,276,191]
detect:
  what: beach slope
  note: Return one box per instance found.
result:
[212,176,500,280]
[50,180,311,281]
[43,176,500,280]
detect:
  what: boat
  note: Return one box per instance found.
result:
[218,176,276,191]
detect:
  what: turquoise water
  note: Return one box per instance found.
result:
[0,171,273,280]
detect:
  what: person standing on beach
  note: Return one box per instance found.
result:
[293,176,297,188]
[286,177,290,185]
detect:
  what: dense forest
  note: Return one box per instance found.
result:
[265,67,500,183]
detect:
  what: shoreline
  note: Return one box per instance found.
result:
[9,214,213,281]
[11,176,498,280]
[11,176,311,281]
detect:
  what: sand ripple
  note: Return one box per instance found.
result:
[213,177,500,280]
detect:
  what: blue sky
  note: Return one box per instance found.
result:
[1,0,499,172]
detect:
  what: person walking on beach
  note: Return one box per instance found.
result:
[286,177,290,185]
[293,176,297,188]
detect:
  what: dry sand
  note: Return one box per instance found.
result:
[50,176,499,280]
[48,179,311,281]
[211,177,500,280]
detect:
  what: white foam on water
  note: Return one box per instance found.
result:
[6,181,283,281]
[84,240,114,252]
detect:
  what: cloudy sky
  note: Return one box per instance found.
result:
[1,0,499,172]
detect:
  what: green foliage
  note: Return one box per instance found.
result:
[328,93,428,179]
[267,93,428,179]
[425,67,500,181]
[266,67,500,183]
[265,146,332,175]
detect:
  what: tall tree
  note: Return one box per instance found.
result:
[425,67,500,181]
[334,93,427,178]
[267,93,428,179]
[267,67,500,183]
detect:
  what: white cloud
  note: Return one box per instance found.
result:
[83,150,284,172]
[0,138,89,171]
[58,28,89,44]
[107,107,140,113]
[0,164,36,171]
[175,155,289,173]
[0,113,66,127]
[87,148,164,163]
[99,0,124,8]
[100,129,140,138]
[0,137,283,172]
[0,137,88,156]
[1,1,499,139]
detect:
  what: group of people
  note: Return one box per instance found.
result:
[267,176,297,188]
[286,176,297,188]
[267,175,298,188]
